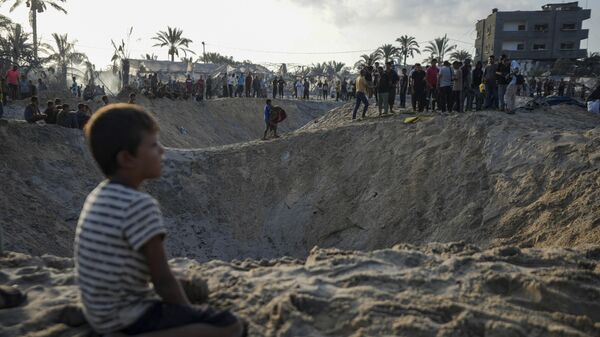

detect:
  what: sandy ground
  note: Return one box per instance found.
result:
[1,243,599,336]
[2,97,600,336]
[1,95,342,148]
[2,101,600,259]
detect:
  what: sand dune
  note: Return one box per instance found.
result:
[2,98,600,336]
[2,102,600,259]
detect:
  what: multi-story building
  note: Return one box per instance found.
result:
[475,2,591,64]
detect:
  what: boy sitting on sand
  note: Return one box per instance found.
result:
[75,104,244,337]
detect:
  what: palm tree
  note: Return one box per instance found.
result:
[0,0,67,59]
[396,35,421,66]
[83,60,97,85]
[142,53,158,60]
[0,13,11,29]
[0,23,34,66]
[450,50,473,62]
[198,52,236,65]
[354,51,382,70]
[423,34,456,63]
[152,26,194,62]
[43,33,86,88]
[325,60,346,77]
[377,44,400,64]
[111,27,134,87]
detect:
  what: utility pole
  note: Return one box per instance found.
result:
[202,41,206,63]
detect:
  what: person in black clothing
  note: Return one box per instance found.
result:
[272,77,278,99]
[496,56,510,111]
[24,96,46,123]
[278,78,285,99]
[411,64,427,112]
[44,101,57,124]
[303,78,310,100]
[205,76,212,99]
[472,61,484,111]
[386,62,400,113]
[399,68,409,109]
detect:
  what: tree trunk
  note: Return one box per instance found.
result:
[61,64,67,89]
[171,53,174,62]
[31,10,38,60]
[122,59,130,87]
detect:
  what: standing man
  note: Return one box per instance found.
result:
[272,77,278,99]
[472,61,484,111]
[451,61,463,112]
[461,59,473,112]
[195,76,205,101]
[410,63,427,113]
[303,78,310,100]
[438,61,453,113]
[205,75,212,99]
[278,77,285,99]
[399,68,409,109]
[245,73,253,97]
[483,55,498,109]
[496,56,510,111]
[352,69,369,120]
[376,66,390,116]
[387,62,400,113]
[5,66,20,100]
[252,75,261,98]
[426,59,440,112]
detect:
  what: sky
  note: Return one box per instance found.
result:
[0,0,598,71]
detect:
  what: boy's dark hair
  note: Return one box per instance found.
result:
[47,101,54,107]
[84,104,159,177]
[266,99,272,104]
[31,96,38,103]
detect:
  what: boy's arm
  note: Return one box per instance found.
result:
[141,235,190,306]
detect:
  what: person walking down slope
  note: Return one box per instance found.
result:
[263,99,273,140]
[352,69,369,120]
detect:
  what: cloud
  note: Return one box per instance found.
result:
[285,0,547,28]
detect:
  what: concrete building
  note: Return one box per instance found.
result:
[475,2,591,64]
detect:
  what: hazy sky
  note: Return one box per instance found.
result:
[1,0,598,71]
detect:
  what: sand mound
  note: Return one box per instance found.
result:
[2,103,600,259]
[1,243,599,336]
[1,96,341,148]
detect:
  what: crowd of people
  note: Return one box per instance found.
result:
[349,54,589,120]
[20,94,112,128]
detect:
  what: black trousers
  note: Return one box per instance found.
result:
[399,87,407,108]
[388,86,396,109]
[439,86,453,112]
[412,87,426,112]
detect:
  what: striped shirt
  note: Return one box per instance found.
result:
[74,181,167,334]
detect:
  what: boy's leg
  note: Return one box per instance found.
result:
[122,302,244,337]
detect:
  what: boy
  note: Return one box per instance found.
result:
[75,104,244,337]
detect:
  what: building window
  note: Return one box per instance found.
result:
[560,42,575,50]
[502,41,526,51]
[561,23,576,31]
[503,22,527,32]
[534,24,549,32]
[533,44,547,51]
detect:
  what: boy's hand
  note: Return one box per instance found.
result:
[141,236,190,306]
